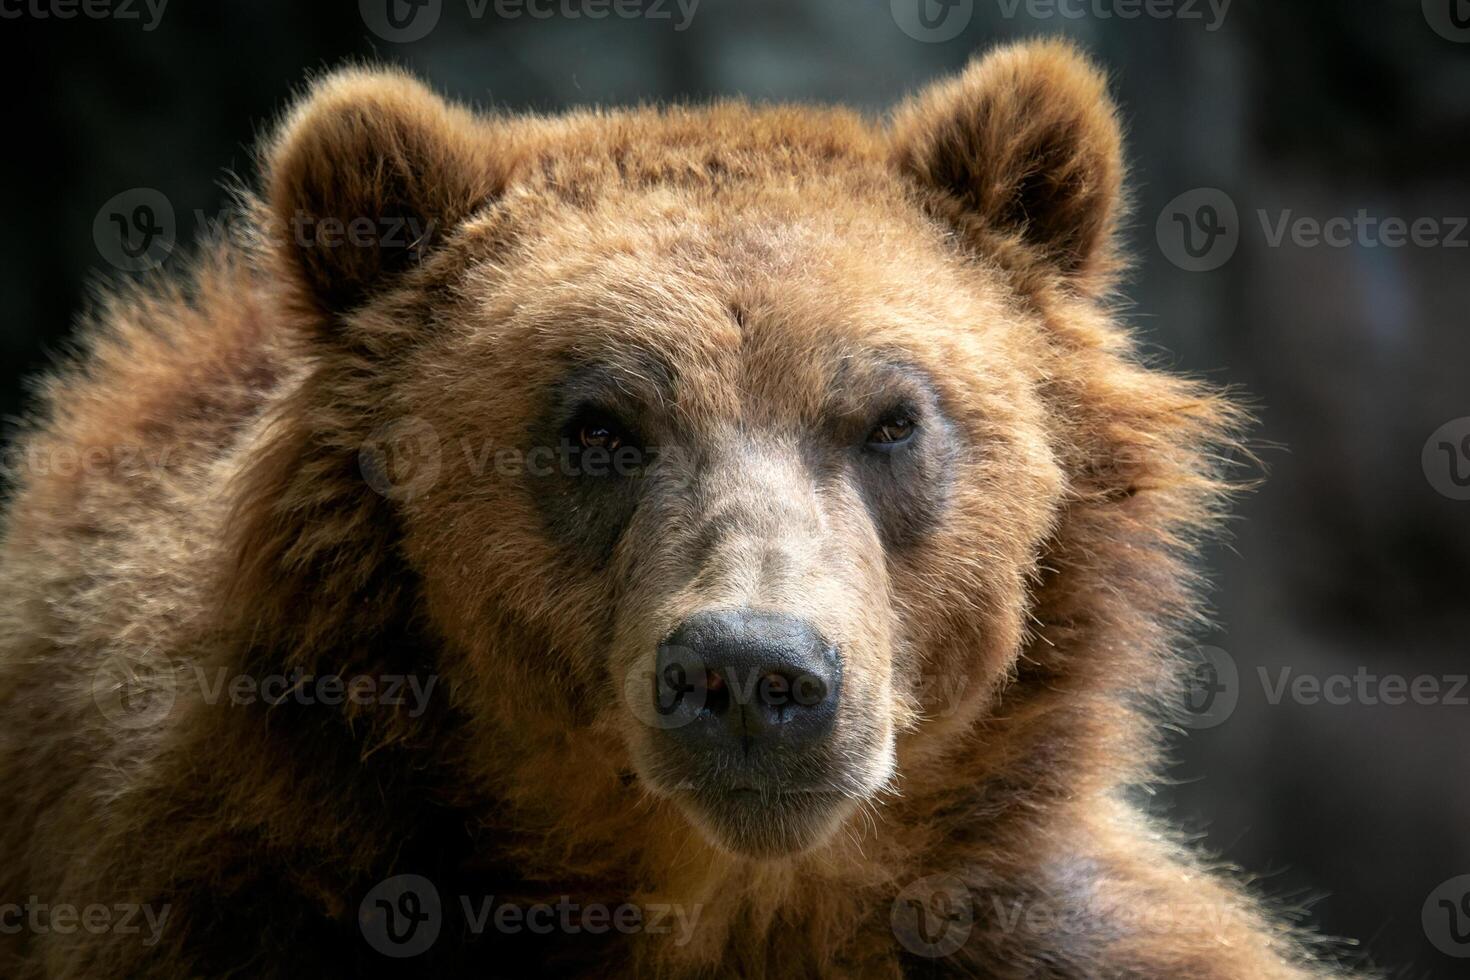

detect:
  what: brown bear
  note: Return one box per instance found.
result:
[0,39,1351,978]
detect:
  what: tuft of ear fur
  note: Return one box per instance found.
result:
[891,39,1126,292]
[262,66,505,319]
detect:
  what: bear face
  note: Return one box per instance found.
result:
[403,184,1066,857]
[249,42,1152,863]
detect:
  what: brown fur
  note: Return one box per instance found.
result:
[0,40,1353,978]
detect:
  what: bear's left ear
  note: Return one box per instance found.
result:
[890,39,1126,293]
[263,66,507,320]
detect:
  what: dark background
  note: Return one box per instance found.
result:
[3,0,1467,975]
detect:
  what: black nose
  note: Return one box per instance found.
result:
[653,609,840,757]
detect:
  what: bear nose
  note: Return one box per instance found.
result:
[653,609,841,758]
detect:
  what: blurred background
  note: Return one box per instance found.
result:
[2,0,1467,974]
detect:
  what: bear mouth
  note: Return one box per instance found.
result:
[675,778,858,858]
[631,712,896,858]
[721,784,844,804]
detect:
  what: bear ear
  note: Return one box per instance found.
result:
[262,67,505,319]
[890,39,1126,292]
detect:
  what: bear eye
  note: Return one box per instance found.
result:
[579,422,623,451]
[565,406,635,456]
[866,414,917,451]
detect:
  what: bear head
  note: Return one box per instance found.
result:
[230,40,1236,866]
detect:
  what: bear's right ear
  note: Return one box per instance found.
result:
[263,67,506,319]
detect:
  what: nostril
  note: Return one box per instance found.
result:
[705,669,730,716]
[791,671,828,708]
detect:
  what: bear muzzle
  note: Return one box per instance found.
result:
[641,608,867,855]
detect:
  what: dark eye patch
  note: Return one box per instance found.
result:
[821,360,961,549]
[527,355,674,565]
